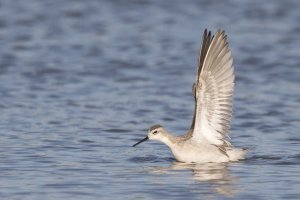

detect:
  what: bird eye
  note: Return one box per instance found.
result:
[153,130,158,134]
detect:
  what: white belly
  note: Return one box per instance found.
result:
[170,142,230,163]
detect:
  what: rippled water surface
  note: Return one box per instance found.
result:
[1,0,300,199]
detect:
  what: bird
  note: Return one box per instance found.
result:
[132,29,247,163]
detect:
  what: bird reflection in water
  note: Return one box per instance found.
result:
[148,162,237,197]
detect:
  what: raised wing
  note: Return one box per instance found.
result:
[191,29,234,146]
[190,29,214,129]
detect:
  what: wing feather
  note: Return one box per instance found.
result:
[190,29,234,146]
[190,29,214,130]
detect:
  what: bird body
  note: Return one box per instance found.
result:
[144,127,246,163]
[133,29,247,163]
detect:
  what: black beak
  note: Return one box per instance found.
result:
[132,136,149,147]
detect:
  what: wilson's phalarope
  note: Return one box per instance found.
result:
[133,29,247,163]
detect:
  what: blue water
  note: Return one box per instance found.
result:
[0,0,300,199]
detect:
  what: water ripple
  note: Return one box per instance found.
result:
[0,0,300,199]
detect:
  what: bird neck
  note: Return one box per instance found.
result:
[160,132,177,148]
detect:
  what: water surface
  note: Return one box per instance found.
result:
[0,0,300,199]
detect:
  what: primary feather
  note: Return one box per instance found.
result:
[191,29,234,146]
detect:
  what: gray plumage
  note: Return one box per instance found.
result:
[133,29,247,163]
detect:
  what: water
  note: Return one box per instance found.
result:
[0,0,300,199]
